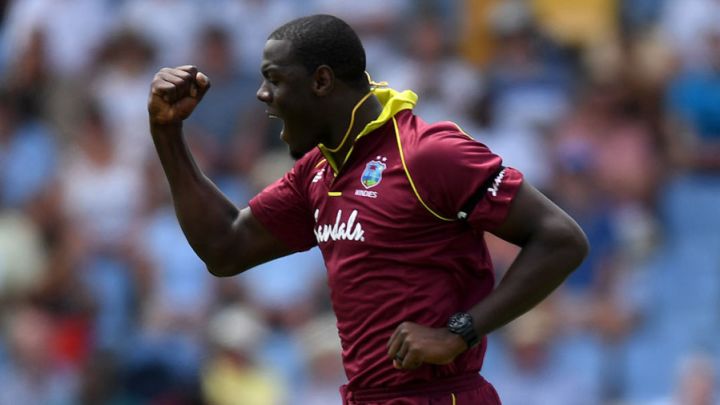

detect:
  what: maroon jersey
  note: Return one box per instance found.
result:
[249,88,523,390]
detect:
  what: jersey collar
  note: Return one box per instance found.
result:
[318,87,418,174]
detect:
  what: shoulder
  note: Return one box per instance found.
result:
[394,111,497,172]
[392,111,514,221]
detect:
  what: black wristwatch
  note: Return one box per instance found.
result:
[447,312,480,348]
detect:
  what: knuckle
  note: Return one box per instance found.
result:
[155,84,172,94]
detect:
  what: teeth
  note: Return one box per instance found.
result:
[267,113,281,119]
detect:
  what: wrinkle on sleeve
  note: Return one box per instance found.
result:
[249,165,318,252]
[406,125,524,230]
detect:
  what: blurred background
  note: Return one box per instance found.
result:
[0,0,719,404]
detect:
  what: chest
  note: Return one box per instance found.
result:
[312,149,406,230]
[306,131,453,250]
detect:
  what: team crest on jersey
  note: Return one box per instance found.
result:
[361,158,387,189]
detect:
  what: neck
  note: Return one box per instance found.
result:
[322,91,383,171]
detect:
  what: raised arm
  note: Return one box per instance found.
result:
[148,65,292,276]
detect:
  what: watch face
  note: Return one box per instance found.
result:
[449,313,472,330]
[448,312,479,348]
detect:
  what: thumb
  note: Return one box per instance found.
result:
[195,72,210,101]
[190,72,211,101]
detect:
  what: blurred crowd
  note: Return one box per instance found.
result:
[0,0,719,404]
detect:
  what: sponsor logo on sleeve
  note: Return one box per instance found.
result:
[487,168,506,197]
[312,170,324,183]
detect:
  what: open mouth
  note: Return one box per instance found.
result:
[265,110,282,120]
[266,111,287,140]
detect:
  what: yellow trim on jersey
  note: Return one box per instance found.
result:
[324,153,340,175]
[393,117,454,222]
[328,191,342,197]
[451,393,457,405]
[450,122,475,140]
[319,91,374,154]
[365,71,389,89]
[318,87,418,175]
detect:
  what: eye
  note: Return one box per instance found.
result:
[263,74,279,86]
[260,71,278,87]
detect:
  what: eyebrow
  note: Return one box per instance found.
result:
[261,65,280,77]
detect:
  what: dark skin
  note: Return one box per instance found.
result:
[148,39,589,372]
[256,39,383,161]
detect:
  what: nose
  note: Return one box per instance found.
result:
[256,81,272,103]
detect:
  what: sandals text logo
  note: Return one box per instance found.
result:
[314,209,365,243]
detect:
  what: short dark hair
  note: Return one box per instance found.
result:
[269,14,368,90]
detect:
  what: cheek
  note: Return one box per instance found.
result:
[277,84,314,113]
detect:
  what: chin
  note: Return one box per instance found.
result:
[288,143,314,160]
[289,149,306,160]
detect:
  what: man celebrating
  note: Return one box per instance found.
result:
[148,14,588,405]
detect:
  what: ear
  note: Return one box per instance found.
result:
[313,65,334,96]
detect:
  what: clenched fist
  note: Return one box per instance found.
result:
[148,65,211,125]
[387,322,467,370]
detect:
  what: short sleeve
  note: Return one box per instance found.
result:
[407,125,524,230]
[249,165,318,252]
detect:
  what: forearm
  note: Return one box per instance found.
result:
[469,221,588,336]
[151,122,240,268]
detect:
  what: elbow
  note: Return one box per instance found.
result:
[558,219,590,272]
[205,256,250,277]
[193,239,250,278]
[541,215,590,275]
[206,264,238,278]
[569,222,590,267]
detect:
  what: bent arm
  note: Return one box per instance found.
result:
[151,124,292,276]
[148,66,291,276]
[386,180,589,369]
[468,181,589,336]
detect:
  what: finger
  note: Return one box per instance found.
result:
[173,66,198,98]
[397,339,410,361]
[193,72,211,100]
[158,70,193,97]
[387,323,403,351]
[401,351,422,370]
[153,68,194,97]
[392,339,410,369]
[189,82,197,98]
[387,329,403,358]
[400,344,424,370]
[177,65,198,78]
[395,348,422,370]
[151,79,177,103]
[152,77,181,103]
[387,323,404,348]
